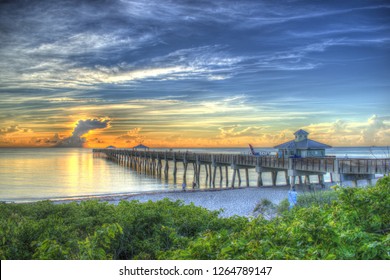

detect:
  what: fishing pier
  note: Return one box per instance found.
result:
[93,149,389,188]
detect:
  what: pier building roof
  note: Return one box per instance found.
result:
[106,145,116,149]
[133,144,149,150]
[274,139,331,150]
[274,129,331,160]
[274,129,331,150]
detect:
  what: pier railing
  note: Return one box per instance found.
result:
[292,158,336,173]
[339,159,389,174]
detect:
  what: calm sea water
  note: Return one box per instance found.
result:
[0,147,388,203]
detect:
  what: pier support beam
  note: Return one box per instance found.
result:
[219,166,223,187]
[164,160,169,180]
[225,166,229,187]
[318,174,324,188]
[209,164,213,186]
[271,171,277,186]
[212,166,217,188]
[231,169,237,188]
[205,164,209,185]
[157,159,162,177]
[339,174,375,187]
[183,162,188,182]
[305,175,310,185]
[285,171,290,186]
[245,168,249,187]
[173,160,177,182]
[290,175,296,188]
[237,169,241,186]
[255,166,264,187]
[257,172,263,187]
[192,163,197,187]
[197,164,202,187]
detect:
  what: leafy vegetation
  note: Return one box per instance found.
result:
[253,199,277,219]
[255,187,339,219]
[1,176,389,260]
[295,188,339,208]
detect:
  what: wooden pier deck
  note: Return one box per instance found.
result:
[93,149,390,188]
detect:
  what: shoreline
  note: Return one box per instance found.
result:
[49,185,322,217]
[5,183,335,217]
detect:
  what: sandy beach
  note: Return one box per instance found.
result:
[53,184,328,217]
[106,186,294,217]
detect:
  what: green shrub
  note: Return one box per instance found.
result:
[164,175,390,260]
[253,199,277,219]
[276,199,290,215]
[0,175,389,260]
[296,189,338,208]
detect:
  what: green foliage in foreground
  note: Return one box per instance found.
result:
[1,176,389,260]
[296,189,339,208]
[0,199,246,260]
[272,188,340,216]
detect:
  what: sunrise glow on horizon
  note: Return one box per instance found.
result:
[0,1,389,148]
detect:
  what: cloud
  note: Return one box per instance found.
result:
[0,125,32,135]
[47,97,102,104]
[301,115,390,146]
[218,125,265,138]
[361,115,390,144]
[72,119,110,138]
[329,119,348,134]
[30,32,153,57]
[0,1,389,148]
[301,39,343,53]
[288,26,388,38]
[31,133,62,145]
[261,129,293,145]
[56,118,110,147]
[252,39,346,72]
[89,137,105,144]
[86,45,244,83]
[116,127,145,144]
[18,45,245,87]
[236,4,390,29]
[2,0,388,92]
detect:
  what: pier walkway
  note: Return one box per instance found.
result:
[93,149,389,188]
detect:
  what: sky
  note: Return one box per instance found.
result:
[0,0,389,148]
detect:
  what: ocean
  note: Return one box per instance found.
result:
[0,146,388,203]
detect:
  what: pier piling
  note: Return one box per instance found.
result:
[93,149,389,190]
